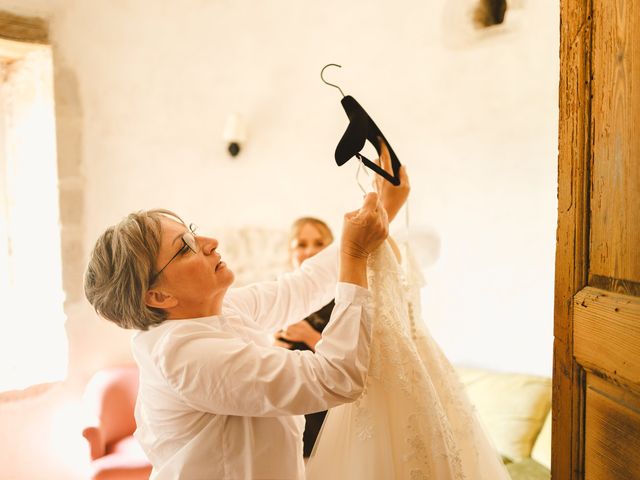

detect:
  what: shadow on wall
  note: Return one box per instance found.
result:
[473,0,508,28]
[441,0,526,49]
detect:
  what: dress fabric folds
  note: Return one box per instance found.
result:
[306,241,510,480]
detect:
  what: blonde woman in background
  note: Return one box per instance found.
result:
[274,216,335,457]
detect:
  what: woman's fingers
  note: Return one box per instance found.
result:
[378,138,391,173]
[273,339,293,349]
[340,190,390,260]
[361,192,380,212]
[399,165,409,187]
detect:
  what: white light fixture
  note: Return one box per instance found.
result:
[223,113,247,157]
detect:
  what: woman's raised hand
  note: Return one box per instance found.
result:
[341,192,389,260]
[374,140,410,223]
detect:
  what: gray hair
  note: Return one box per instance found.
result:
[84,209,185,330]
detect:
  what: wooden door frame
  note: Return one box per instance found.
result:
[553,0,592,478]
[0,10,47,44]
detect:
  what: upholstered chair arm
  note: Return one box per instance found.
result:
[82,418,107,460]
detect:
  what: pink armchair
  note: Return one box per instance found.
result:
[81,365,152,480]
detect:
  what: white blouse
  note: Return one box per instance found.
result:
[131,245,373,479]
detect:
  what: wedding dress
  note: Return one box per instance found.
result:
[306,240,510,480]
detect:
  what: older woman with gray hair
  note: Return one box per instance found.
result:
[84,168,409,479]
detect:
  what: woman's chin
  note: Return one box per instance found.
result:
[221,267,235,285]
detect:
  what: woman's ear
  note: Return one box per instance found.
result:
[145,289,178,309]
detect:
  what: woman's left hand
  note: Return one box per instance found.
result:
[374,139,410,223]
[279,320,322,351]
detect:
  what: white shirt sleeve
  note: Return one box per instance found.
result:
[152,282,371,417]
[224,243,339,332]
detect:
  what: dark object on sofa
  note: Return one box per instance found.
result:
[506,457,550,480]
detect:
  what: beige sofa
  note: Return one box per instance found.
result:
[456,367,552,479]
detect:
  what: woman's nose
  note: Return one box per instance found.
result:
[201,237,218,254]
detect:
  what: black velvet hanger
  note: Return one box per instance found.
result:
[321,64,402,186]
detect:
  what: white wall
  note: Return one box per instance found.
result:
[58,0,558,376]
[0,0,559,478]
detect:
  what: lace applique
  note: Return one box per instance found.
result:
[405,413,432,479]
[353,395,374,441]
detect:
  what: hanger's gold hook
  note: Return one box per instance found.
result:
[320,63,346,98]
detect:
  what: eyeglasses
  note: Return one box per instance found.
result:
[150,223,198,284]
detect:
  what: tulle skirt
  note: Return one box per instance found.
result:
[306,241,510,480]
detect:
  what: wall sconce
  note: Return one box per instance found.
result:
[223,113,247,157]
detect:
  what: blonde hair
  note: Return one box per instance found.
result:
[288,217,334,251]
[84,209,185,330]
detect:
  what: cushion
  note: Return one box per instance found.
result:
[506,458,550,480]
[531,410,552,469]
[456,366,552,461]
[91,436,151,480]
